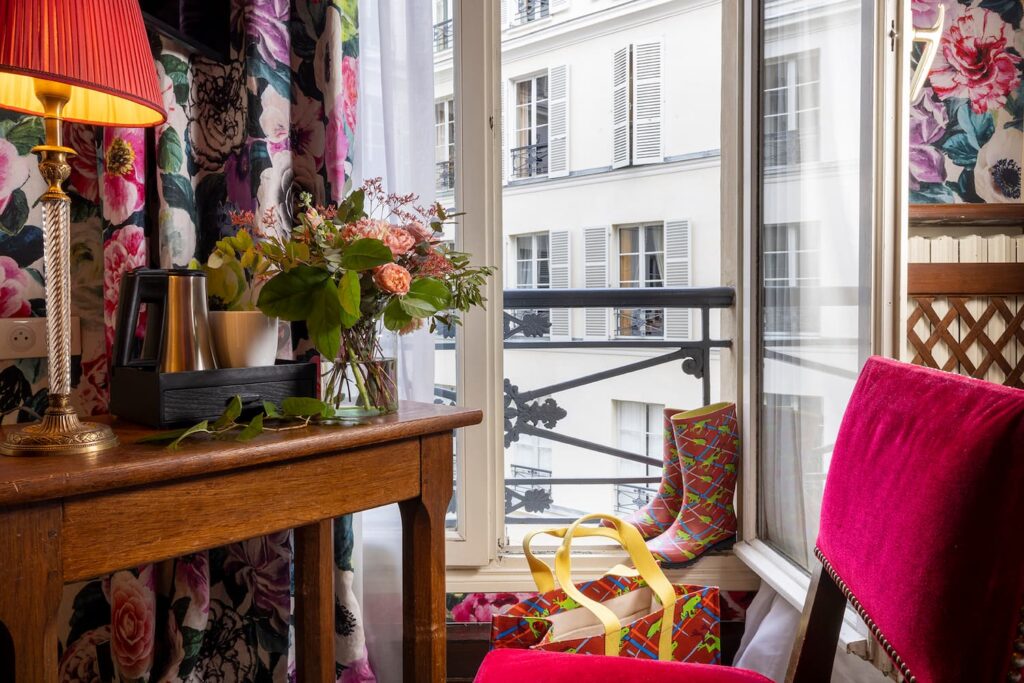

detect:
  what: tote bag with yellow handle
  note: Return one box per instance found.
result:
[489,513,721,663]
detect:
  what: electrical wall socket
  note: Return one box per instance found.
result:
[0,317,82,360]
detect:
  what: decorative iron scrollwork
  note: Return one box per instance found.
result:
[504,379,567,447]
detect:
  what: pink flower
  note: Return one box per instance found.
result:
[306,208,324,229]
[0,255,32,317]
[104,225,148,353]
[326,92,351,202]
[340,655,376,683]
[373,263,412,295]
[406,220,435,243]
[416,250,454,278]
[59,625,110,683]
[109,570,156,680]
[450,592,532,622]
[342,218,390,242]
[102,129,146,225]
[930,8,1022,114]
[342,56,359,132]
[383,226,416,257]
[0,137,29,214]
[64,123,100,202]
[77,353,109,416]
[175,553,210,628]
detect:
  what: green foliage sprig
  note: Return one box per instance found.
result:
[136,395,342,449]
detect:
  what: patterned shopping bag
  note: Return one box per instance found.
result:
[490,514,722,663]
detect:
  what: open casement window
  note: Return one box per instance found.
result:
[504,65,570,183]
[612,41,664,168]
[435,98,456,194]
[583,225,610,339]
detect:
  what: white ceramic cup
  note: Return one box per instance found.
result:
[208,311,280,368]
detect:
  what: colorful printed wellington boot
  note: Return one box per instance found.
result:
[603,407,689,540]
[646,402,739,567]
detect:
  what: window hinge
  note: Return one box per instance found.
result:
[888,20,897,52]
[489,115,495,130]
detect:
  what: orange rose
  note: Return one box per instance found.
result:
[373,263,412,295]
[109,570,155,680]
[383,227,416,257]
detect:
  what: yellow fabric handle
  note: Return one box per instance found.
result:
[523,514,677,660]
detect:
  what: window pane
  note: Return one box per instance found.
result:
[619,226,639,254]
[644,225,663,253]
[758,2,872,569]
[619,254,639,283]
[645,253,664,283]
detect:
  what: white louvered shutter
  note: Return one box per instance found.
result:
[548,65,570,178]
[584,226,610,339]
[548,230,571,340]
[501,0,510,29]
[612,46,631,169]
[664,220,692,340]
[632,40,663,165]
[550,0,570,13]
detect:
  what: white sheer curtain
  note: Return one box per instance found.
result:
[352,0,436,680]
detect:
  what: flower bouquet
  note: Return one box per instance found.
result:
[255,178,495,417]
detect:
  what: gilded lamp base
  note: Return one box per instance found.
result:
[0,395,118,456]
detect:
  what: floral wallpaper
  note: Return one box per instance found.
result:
[0,1,366,681]
[911,0,1024,203]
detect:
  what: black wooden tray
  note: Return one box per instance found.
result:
[110,361,319,428]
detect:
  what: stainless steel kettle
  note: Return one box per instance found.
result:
[113,268,219,373]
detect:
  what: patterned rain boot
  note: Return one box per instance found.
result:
[646,402,739,567]
[604,407,689,540]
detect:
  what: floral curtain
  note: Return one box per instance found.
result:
[911,0,1024,203]
[0,1,372,681]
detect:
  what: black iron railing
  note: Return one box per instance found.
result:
[511,143,548,178]
[436,160,455,192]
[435,287,734,525]
[514,0,550,24]
[615,483,655,515]
[506,464,552,514]
[433,19,453,51]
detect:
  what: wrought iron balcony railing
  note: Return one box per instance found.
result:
[433,19,453,52]
[435,287,734,525]
[507,464,553,514]
[511,143,548,179]
[436,160,455,192]
[615,482,655,515]
[514,0,550,24]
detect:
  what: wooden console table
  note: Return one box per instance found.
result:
[0,401,481,683]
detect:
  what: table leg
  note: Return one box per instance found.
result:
[0,504,62,683]
[294,519,335,683]
[400,433,453,683]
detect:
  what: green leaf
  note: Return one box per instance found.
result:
[169,421,211,449]
[402,277,452,317]
[214,396,243,429]
[159,54,190,107]
[0,189,29,236]
[340,238,393,271]
[204,258,247,309]
[262,401,281,418]
[383,297,413,331]
[236,413,264,442]
[136,427,193,444]
[162,173,196,214]
[282,397,329,417]
[158,127,184,173]
[307,278,343,358]
[257,265,330,320]
[3,116,43,155]
[338,270,361,316]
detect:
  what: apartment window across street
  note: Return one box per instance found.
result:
[433,0,453,52]
[764,50,820,168]
[515,0,549,24]
[614,401,664,515]
[763,222,820,335]
[616,223,665,338]
[435,98,455,193]
[515,233,551,289]
[613,41,664,168]
[512,75,549,178]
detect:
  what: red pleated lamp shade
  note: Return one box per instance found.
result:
[0,0,165,127]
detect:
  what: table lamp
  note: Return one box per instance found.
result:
[0,0,166,456]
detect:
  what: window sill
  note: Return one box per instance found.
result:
[733,539,868,648]
[446,550,759,593]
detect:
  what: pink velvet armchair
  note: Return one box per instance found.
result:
[475,357,1024,682]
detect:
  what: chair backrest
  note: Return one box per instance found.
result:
[787,357,1024,683]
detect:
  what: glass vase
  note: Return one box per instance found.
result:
[322,356,399,420]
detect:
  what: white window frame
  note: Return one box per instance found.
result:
[514,232,551,289]
[763,50,821,167]
[435,98,456,194]
[511,73,550,179]
[613,222,665,339]
[728,0,905,656]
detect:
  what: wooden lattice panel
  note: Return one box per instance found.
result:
[907,295,1024,388]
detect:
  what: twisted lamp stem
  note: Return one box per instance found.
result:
[0,84,118,456]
